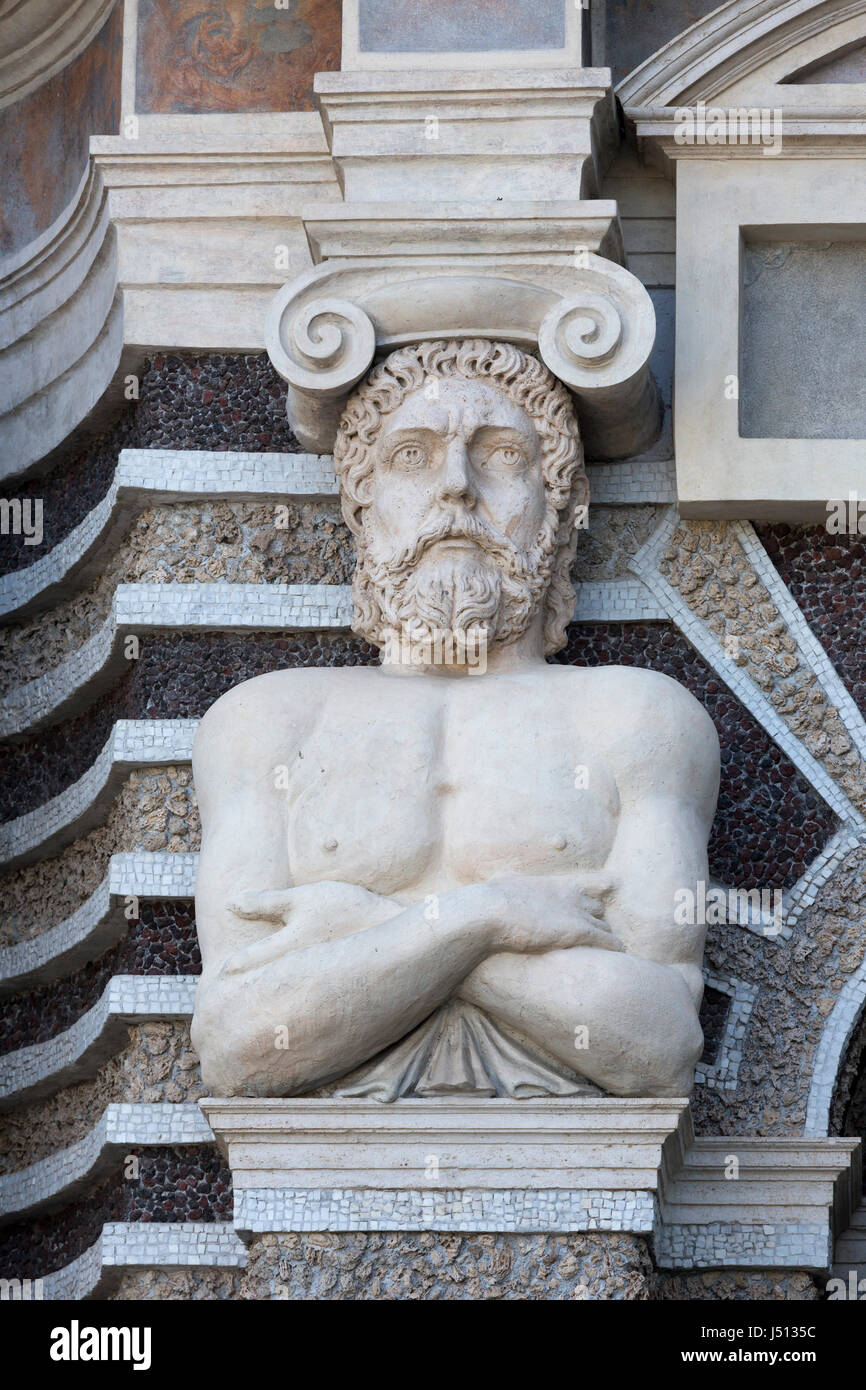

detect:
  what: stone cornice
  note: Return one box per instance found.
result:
[617,0,866,109]
[315,67,618,202]
[202,1096,861,1267]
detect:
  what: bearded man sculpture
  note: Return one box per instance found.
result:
[191,339,720,1100]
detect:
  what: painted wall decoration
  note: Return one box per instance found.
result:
[136,0,341,113]
[0,4,123,261]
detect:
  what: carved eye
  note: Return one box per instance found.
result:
[391,443,427,471]
[483,446,524,471]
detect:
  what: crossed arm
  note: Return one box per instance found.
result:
[190,676,719,1098]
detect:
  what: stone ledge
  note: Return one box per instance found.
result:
[0,975,196,1111]
[0,584,353,740]
[202,1097,860,1271]
[0,450,339,623]
[0,451,674,623]
[0,720,196,869]
[0,579,663,741]
[0,851,197,995]
[42,1222,247,1301]
[0,1102,212,1224]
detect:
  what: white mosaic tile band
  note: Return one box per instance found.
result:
[0,974,197,1109]
[41,1223,247,1301]
[0,584,353,739]
[573,580,665,622]
[0,719,196,869]
[0,851,198,994]
[784,826,863,931]
[2,577,665,740]
[805,955,866,1136]
[657,1220,831,1271]
[235,1187,657,1235]
[0,450,669,621]
[586,458,676,506]
[695,971,759,1092]
[0,1103,212,1222]
[630,509,865,831]
[0,451,338,621]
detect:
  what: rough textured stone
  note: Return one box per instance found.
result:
[692,845,866,1136]
[0,1023,204,1174]
[0,769,197,948]
[554,623,837,889]
[656,1270,821,1300]
[661,520,866,816]
[1,634,376,818]
[757,524,866,714]
[0,904,199,1055]
[0,354,301,577]
[0,499,352,692]
[241,1231,657,1301]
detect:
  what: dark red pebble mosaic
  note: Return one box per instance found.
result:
[0,354,301,575]
[755,523,866,711]
[552,623,839,890]
[0,1148,232,1280]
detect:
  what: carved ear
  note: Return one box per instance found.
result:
[571,471,591,512]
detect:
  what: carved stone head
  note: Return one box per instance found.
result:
[333,339,588,658]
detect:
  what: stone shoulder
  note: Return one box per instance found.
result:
[193,666,364,768]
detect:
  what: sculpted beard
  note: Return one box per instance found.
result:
[356,507,556,649]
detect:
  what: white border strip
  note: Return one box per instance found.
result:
[0,974,196,1109]
[0,1103,212,1223]
[0,851,198,994]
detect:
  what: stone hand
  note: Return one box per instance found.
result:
[479,872,624,955]
[224,880,406,971]
[230,880,405,927]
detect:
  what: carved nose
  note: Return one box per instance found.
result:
[438,440,475,506]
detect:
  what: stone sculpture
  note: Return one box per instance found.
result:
[192,339,719,1099]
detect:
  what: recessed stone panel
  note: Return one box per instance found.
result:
[358,0,564,53]
[741,240,866,440]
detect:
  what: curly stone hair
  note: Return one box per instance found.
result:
[332,338,588,655]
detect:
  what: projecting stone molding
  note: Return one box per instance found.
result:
[0,450,676,622]
[0,0,119,108]
[0,720,196,868]
[0,168,122,483]
[0,852,197,994]
[0,581,664,739]
[42,1222,247,1301]
[0,975,197,1110]
[0,1102,212,1224]
[204,1097,859,1270]
[0,451,339,622]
